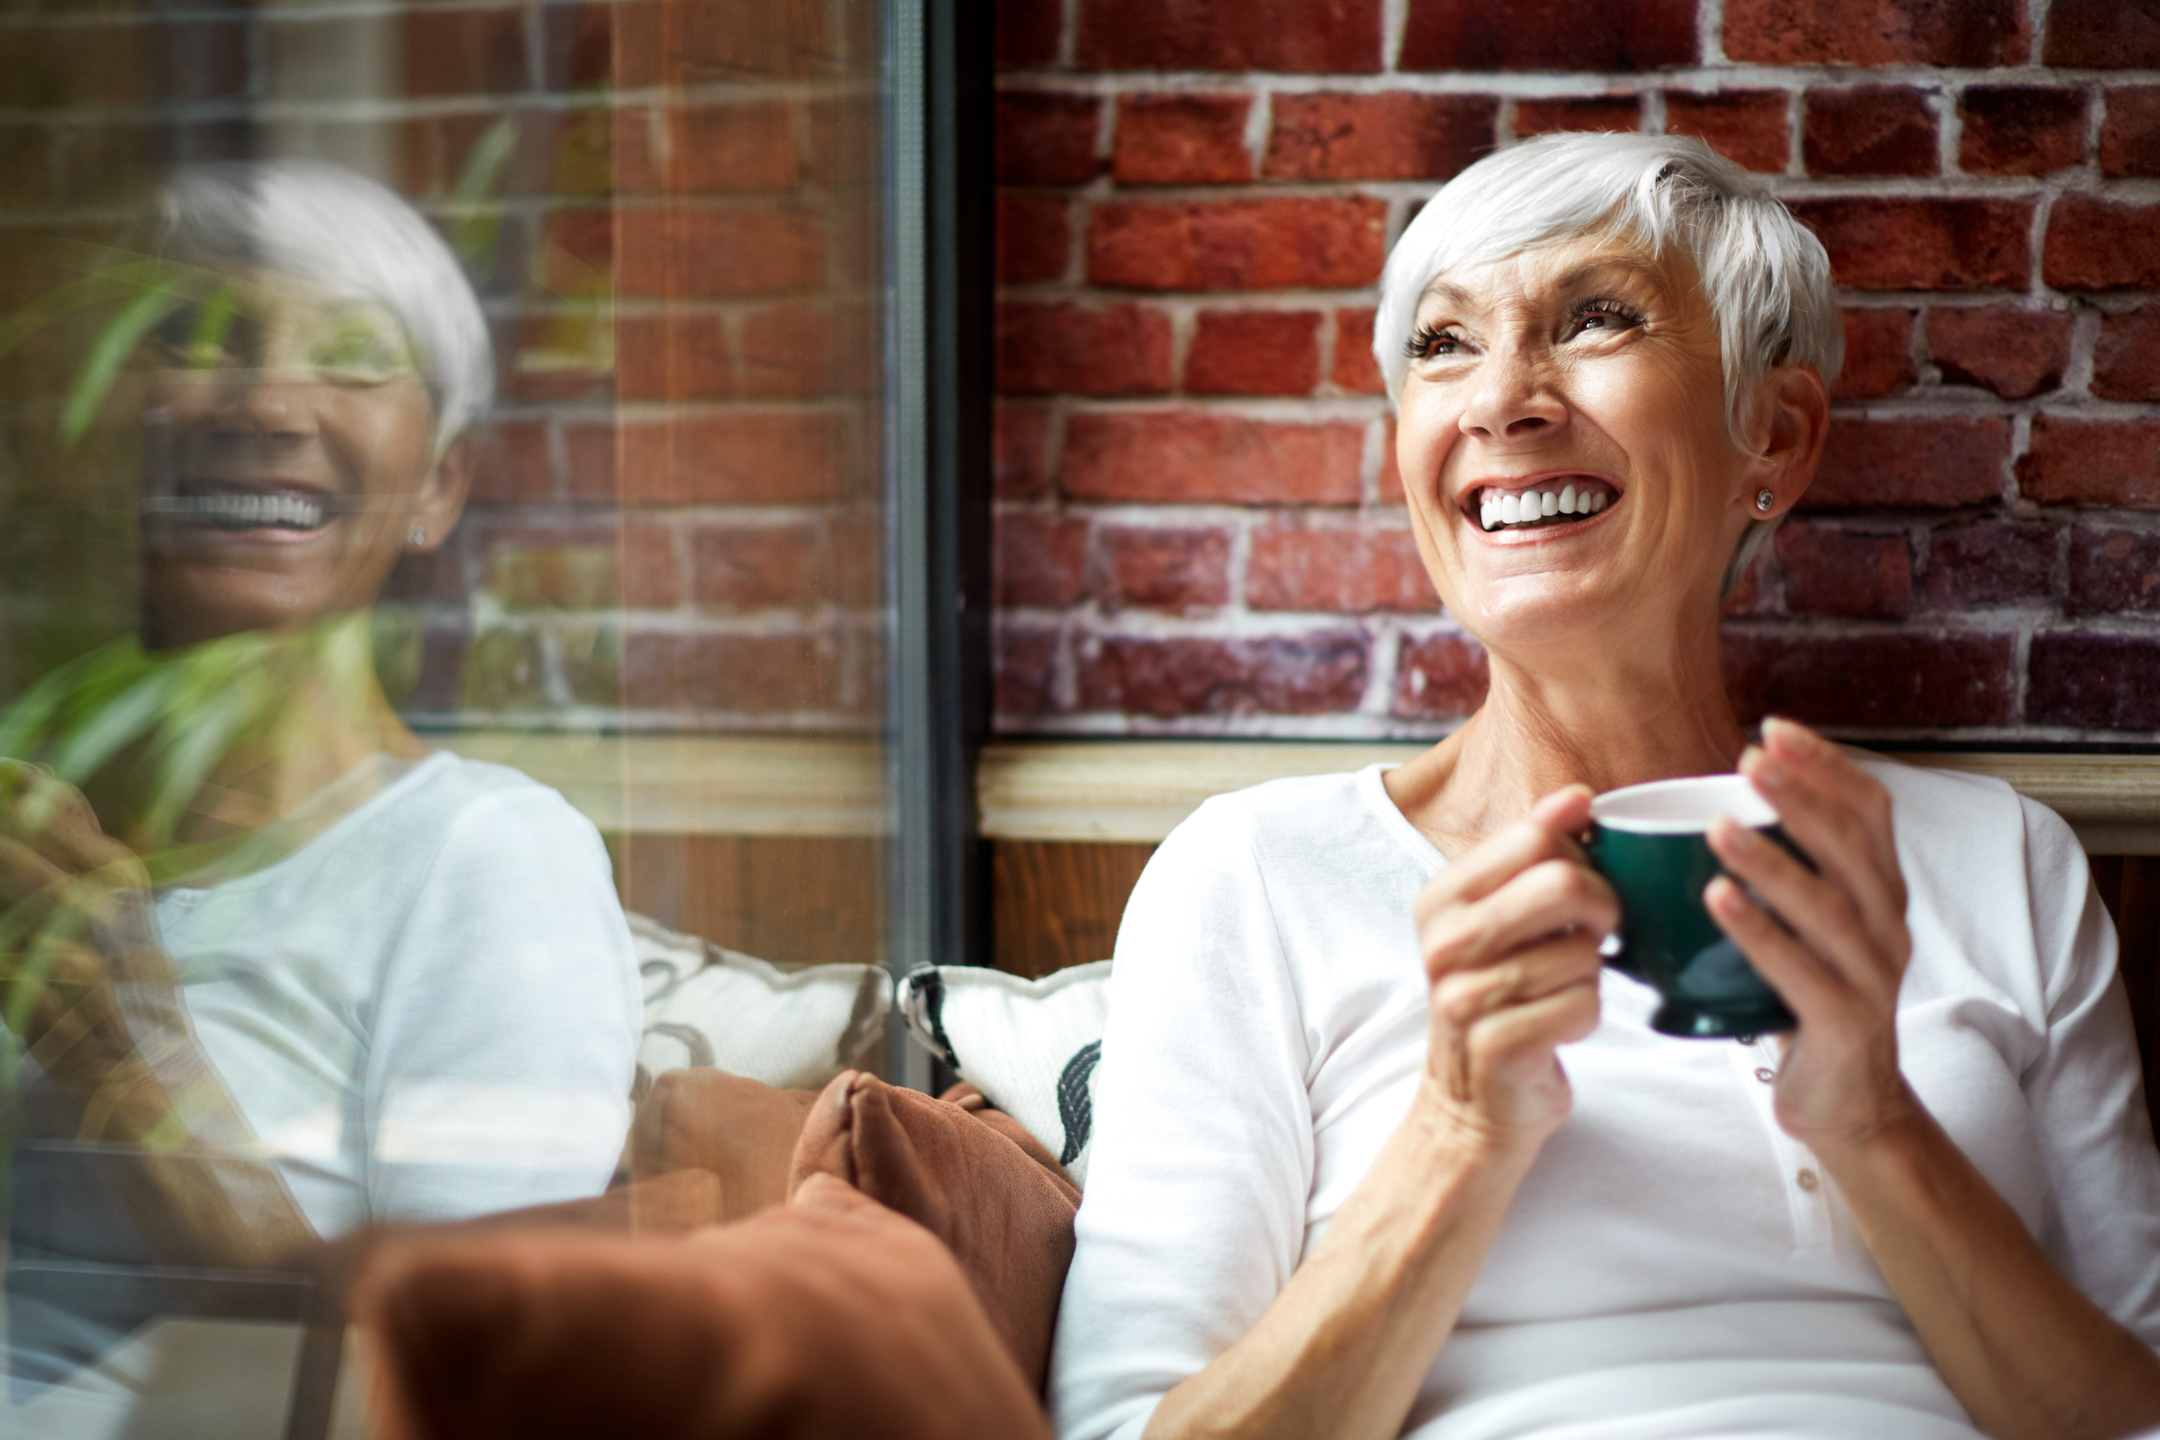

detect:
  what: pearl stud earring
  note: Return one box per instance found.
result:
[1754,489,1775,513]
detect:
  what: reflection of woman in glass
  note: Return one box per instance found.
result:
[1,161,639,1400]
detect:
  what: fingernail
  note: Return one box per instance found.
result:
[1750,755,1789,787]
[1764,716,1817,754]
[1707,879,1745,915]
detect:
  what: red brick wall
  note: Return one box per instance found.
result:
[0,1,885,736]
[991,0,2160,742]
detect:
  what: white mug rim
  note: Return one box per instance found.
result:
[1589,773,1777,835]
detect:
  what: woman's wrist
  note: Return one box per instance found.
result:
[1797,1079,1935,1180]
[1405,1075,1556,1179]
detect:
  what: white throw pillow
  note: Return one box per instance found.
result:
[632,913,888,1094]
[896,961,1111,1186]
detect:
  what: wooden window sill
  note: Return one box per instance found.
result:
[977,742,2160,854]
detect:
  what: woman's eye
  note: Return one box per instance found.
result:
[312,327,409,382]
[1407,325,1468,360]
[1570,303,1641,337]
[150,307,244,368]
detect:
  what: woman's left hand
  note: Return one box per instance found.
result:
[1705,716,1921,1153]
[0,763,180,1103]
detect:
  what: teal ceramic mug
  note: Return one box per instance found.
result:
[1584,773,1800,1039]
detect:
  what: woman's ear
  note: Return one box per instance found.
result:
[1746,365,1830,517]
[407,434,475,554]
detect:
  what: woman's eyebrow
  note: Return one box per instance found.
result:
[1551,257,1664,294]
[1419,279,1477,313]
[1418,257,1663,316]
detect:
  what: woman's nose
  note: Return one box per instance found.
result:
[1458,346,1567,443]
[206,372,317,439]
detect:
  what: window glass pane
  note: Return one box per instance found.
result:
[0,3,889,1431]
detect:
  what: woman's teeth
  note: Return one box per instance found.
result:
[1478,482,1608,532]
[148,492,330,531]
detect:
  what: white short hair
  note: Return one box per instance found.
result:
[1374,133,1843,589]
[157,160,493,453]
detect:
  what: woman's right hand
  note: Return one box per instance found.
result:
[1411,787,1614,1155]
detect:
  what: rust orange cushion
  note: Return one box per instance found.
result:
[360,1173,1050,1440]
[788,1071,1080,1393]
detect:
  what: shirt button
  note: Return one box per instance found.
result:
[1754,1067,1775,1084]
[1796,1168,1820,1191]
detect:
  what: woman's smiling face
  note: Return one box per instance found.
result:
[1395,233,1769,662]
[138,270,468,648]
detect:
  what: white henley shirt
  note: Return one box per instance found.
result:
[1050,758,2160,1440]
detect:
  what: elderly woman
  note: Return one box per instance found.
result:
[1,160,638,1409]
[1051,134,2160,1440]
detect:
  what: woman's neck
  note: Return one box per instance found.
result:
[175,617,430,847]
[194,687,417,828]
[1385,625,1747,858]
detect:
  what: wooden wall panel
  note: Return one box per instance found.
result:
[990,840,1155,977]
[608,833,885,968]
[2095,856,2160,1133]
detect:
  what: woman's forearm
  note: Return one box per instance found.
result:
[1821,1098,2160,1440]
[1145,1106,1539,1440]
[40,996,318,1269]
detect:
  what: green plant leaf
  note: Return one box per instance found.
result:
[0,259,175,362]
[450,115,521,266]
[43,666,182,786]
[60,283,187,451]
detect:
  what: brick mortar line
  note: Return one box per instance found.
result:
[1826,398,2160,419]
[996,711,1468,740]
[0,1,539,25]
[1017,607,1412,639]
[993,69,2160,97]
[1358,414,1386,505]
[1934,84,1961,177]
[1782,89,1807,178]
[1833,292,2160,306]
[1357,614,1401,717]
[2026,0,2053,70]
[0,78,879,128]
[1721,614,2060,636]
[497,393,877,414]
[1055,0,1078,73]
[1001,177,2160,203]
[989,380,2153,410]
[419,712,890,733]
[1225,499,1255,629]
[449,609,884,634]
[1044,395,1392,419]
[995,283,1384,305]
[0,196,880,230]
[500,298,885,322]
[1004,501,1348,526]
[1008,501,2160,533]
[1699,0,1730,69]
[497,399,875,419]
[2023,616,2160,636]
[1380,0,1408,74]
[476,502,866,524]
[1049,612,1079,711]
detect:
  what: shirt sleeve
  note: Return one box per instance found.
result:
[1049,798,1318,1440]
[2014,796,2160,1348]
[360,783,641,1223]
